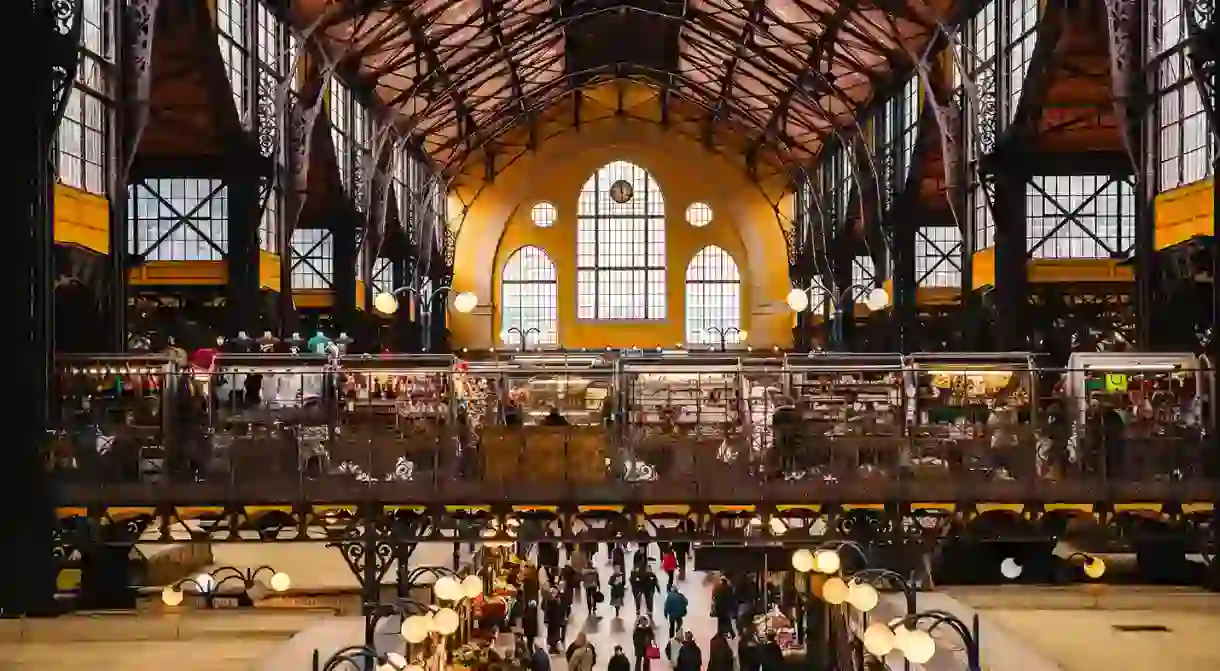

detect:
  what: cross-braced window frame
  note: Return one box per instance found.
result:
[684,246,742,345]
[1025,176,1134,259]
[576,161,667,321]
[290,229,334,289]
[128,178,229,261]
[916,227,964,287]
[501,246,558,346]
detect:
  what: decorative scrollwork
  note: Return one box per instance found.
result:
[329,533,397,588]
[975,69,998,155]
[44,0,85,144]
[257,71,279,159]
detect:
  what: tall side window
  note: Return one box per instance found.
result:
[684,246,742,345]
[500,246,558,346]
[58,0,113,195]
[576,161,666,320]
[1153,0,1215,191]
[216,0,249,125]
[1005,0,1039,122]
[960,0,999,250]
[255,1,289,254]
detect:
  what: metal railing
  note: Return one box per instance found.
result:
[48,351,1218,503]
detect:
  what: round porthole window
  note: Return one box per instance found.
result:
[686,202,713,227]
[531,201,557,228]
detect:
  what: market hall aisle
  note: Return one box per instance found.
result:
[541,548,721,671]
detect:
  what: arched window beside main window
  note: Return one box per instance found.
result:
[500,245,558,346]
[577,161,667,320]
[685,246,742,345]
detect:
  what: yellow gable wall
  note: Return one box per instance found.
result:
[449,117,794,350]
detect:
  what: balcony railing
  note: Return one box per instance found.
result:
[47,351,1219,504]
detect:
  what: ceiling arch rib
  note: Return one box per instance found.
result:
[289,0,938,177]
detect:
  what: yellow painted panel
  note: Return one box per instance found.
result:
[1043,503,1094,513]
[883,280,960,306]
[643,505,690,515]
[971,247,995,290]
[1182,503,1214,514]
[841,503,885,511]
[776,504,821,512]
[1114,503,1163,513]
[1028,259,1133,283]
[56,507,87,519]
[971,250,1132,288]
[911,503,956,512]
[578,505,624,512]
[709,505,755,513]
[291,284,368,310]
[259,251,282,292]
[53,184,110,254]
[513,505,559,512]
[976,503,1024,513]
[1155,178,1214,250]
[129,260,226,286]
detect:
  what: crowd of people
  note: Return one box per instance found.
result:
[506,540,791,671]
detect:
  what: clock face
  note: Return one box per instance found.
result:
[609,179,634,204]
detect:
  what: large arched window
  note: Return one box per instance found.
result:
[577,161,666,320]
[685,246,742,344]
[500,246,558,346]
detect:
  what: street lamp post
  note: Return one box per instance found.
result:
[705,326,746,351]
[503,326,540,351]
[160,565,291,609]
[373,285,479,351]
[887,610,982,671]
[787,282,889,347]
[313,645,409,671]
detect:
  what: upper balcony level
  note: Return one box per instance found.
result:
[47,351,1219,507]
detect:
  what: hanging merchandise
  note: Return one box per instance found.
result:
[307,331,333,354]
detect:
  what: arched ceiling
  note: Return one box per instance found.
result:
[290,0,947,177]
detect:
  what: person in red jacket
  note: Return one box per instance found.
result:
[661,549,679,590]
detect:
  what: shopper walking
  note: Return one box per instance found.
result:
[662,585,688,639]
[712,576,737,638]
[674,632,702,671]
[708,633,734,671]
[609,645,631,671]
[661,548,679,590]
[609,566,627,617]
[632,616,657,671]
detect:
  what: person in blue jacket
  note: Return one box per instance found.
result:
[662,585,689,639]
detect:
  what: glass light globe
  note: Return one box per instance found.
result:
[899,628,936,664]
[1083,557,1106,579]
[865,287,889,311]
[453,292,478,313]
[862,622,896,656]
[814,549,841,574]
[384,652,408,670]
[461,574,483,599]
[401,614,431,643]
[737,330,748,342]
[822,577,849,605]
[786,288,810,312]
[433,607,460,635]
[791,549,814,573]
[434,575,460,601]
[195,573,216,593]
[1000,557,1022,580]
[374,292,399,314]
[891,624,915,653]
[269,572,291,592]
[846,581,879,612]
[768,517,786,535]
[161,586,184,607]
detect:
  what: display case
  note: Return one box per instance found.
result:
[51,354,176,484]
[207,353,333,485]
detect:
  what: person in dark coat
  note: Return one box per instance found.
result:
[631,565,661,614]
[522,599,540,646]
[609,566,628,617]
[708,633,735,671]
[608,645,632,671]
[632,616,656,671]
[712,576,737,638]
[544,588,566,654]
[759,631,785,671]
[530,642,551,671]
[738,631,760,671]
[538,543,559,583]
[675,632,702,671]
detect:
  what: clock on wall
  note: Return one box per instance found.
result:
[609,179,634,203]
